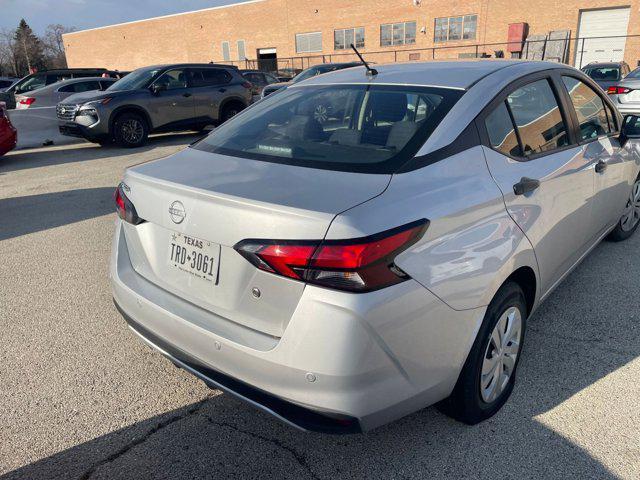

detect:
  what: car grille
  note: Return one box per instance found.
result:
[56,103,79,121]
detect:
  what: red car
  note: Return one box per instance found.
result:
[0,101,17,156]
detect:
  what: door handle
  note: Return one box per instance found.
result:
[513,177,541,195]
[218,88,227,93]
[595,160,608,173]
[182,92,192,98]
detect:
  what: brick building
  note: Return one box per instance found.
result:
[63,0,640,72]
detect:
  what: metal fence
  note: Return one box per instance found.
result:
[219,34,640,78]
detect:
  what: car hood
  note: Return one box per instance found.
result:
[264,82,289,92]
[63,89,130,105]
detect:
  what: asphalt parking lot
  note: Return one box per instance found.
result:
[1,136,640,480]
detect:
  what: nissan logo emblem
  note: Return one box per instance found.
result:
[169,201,186,224]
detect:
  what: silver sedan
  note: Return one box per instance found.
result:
[110,60,640,433]
[15,77,115,109]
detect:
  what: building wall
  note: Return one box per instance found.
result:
[63,0,640,71]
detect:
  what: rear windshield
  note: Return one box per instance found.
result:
[583,66,621,82]
[194,84,463,173]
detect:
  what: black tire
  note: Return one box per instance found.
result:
[113,112,148,148]
[219,102,244,124]
[438,282,527,425]
[607,176,640,242]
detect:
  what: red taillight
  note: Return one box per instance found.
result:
[114,183,144,225]
[234,220,428,292]
[19,97,35,106]
[607,86,632,95]
[242,81,253,89]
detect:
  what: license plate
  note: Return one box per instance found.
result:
[168,232,220,284]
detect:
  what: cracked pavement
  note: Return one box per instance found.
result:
[1,137,640,479]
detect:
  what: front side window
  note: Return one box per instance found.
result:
[507,79,569,156]
[334,27,365,50]
[154,69,188,90]
[194,84,462,173]
[380,22,416,47]
[434,14,477,42]
[562,76,612,141]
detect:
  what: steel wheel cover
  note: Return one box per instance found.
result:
[621,179,640,232]
[480,306,522,403]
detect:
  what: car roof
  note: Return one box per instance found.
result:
[584,62,625,68]
[299,60,565,90]
[143,63,238,70]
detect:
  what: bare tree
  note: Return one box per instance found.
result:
[43,24,76,69]
[0,28,19,76]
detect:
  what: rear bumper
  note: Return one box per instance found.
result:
[110,220,485,432]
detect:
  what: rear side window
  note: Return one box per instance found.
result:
[562,76,612,141]
[190,68,231,87]
[485,102,521,157]
[194,84,463,173]
[59,81,101,93]
[507,79,569,156]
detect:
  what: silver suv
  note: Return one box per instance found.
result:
[110,60,640,432]
[57,64,252,147]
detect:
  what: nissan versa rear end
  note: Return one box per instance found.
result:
[111,61,640,432]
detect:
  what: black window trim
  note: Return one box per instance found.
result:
[476,69,579,163]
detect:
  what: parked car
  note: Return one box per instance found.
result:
[605,67,640,116]
[110,60,640,432]
[0,68,121,109]
[240,69,280,102]
[0,77,19,91]
[261,62,361,98]
[15,77,116,109]
[581,61,630,91]
[57,63,252,147]
[0,102,17,156]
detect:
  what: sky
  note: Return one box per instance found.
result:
[0,0,251,34]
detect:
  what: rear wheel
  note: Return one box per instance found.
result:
[113,112,148,148]
[607,176,640,242]
[220,102,244,124]
[438,282,526,424]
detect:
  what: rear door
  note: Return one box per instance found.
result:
[188,67,234,122]
[560,74,633,234]
[480,73,596,296]
[147,68,195,129]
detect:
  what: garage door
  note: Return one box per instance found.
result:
[575,7,630,68]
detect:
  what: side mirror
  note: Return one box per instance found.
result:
[620,115,640,145]
[150,83,166,95]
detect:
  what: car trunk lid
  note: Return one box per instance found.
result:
[120,147,391,338]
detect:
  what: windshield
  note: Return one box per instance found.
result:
[583,66,621,82]
[194,84,463,173]
[107,67,162,91]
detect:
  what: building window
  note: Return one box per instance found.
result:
[237,40,246,60]
[295,32,322,53]
[434,14,477,42]
[334,27,365,50]
[222,41,230,61]
[380,21,416,47]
